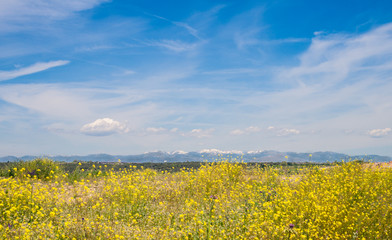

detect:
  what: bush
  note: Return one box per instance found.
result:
[1,158,63,180]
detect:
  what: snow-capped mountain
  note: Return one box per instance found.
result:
[1,150,391,163]
[200,149,244,155]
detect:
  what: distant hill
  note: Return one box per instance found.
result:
[1,150,391,163]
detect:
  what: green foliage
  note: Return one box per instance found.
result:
[0,158,63,180]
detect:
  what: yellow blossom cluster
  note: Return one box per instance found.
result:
[1,159,392,239]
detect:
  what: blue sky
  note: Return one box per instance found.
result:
[1,0,392,157]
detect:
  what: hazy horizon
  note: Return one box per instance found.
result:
[2,149,392,159]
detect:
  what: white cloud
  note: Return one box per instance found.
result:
[277,128,300,136]
[146,127,167,133]
[230,129,245,135]
[80,118,129,136]
[368,128,391,137]
[189,128,215,138]
[230,126,261,135]
[0,60,70,81]
[245,126,261,133]
[267,126,300,136]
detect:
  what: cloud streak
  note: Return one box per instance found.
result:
[0,0,109,19]
[0,60,70,81]
[146,13,200,39]
[148,40,200,52]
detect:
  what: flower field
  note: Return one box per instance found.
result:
[1,158,392,239]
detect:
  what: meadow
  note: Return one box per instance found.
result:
[0,158,391,239]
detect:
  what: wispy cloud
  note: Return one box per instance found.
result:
[0,60,70,81]
[0,0,109,19]
[234,27,262,50]
[74,44,114,52]
[260,38,309,45]
[146,13,200,39]
[240,23,392,132]
[282,23,392,85]
[147,40,200,52]
[227,8,264,50]
[0,82,152,124]
[0,0,109,32]
[112,69,136,77]
[202,68,262,75]
[80,118,129,136]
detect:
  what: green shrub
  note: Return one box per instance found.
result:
[1,158,63,180]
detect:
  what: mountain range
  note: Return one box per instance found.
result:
[1,149,391,163]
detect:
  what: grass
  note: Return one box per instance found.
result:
[0,158,391,239]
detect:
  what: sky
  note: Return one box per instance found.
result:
[1,0,392,157]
